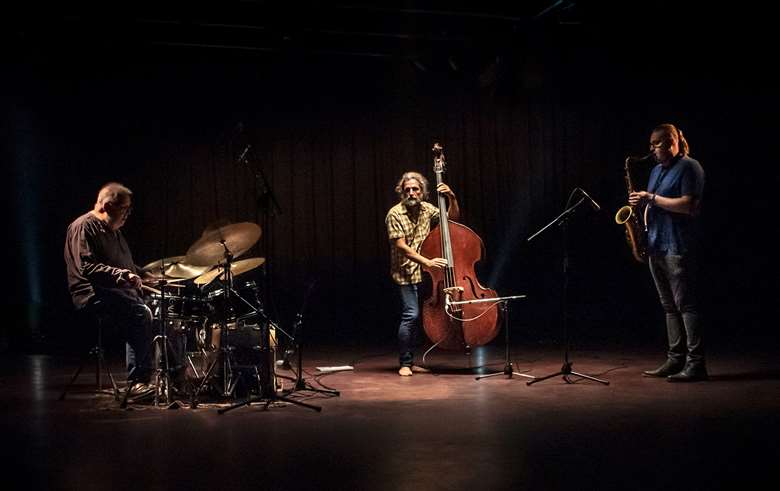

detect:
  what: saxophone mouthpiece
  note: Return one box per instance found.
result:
[628,152,654,163]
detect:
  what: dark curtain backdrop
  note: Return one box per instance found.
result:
[4,31,777,353]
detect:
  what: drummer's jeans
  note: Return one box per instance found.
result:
[397,284,420,367]
[88,295,154,383]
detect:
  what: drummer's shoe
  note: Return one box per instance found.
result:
[398,366,412,376]
[126,382,157,400]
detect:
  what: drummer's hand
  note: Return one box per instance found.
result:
[426,257,448,269]
[436,183,455,198]
[119,270,143,289]
[128,273,143,289]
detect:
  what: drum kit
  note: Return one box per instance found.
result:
[130,221,288,408]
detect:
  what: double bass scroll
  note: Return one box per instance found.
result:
[419,143,501,350]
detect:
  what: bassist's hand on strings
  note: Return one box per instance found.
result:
[436,183,455,198]
[425,257,448,269]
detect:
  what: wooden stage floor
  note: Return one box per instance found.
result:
[2,343,779,490]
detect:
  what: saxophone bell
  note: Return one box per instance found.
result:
[615,205,633,225]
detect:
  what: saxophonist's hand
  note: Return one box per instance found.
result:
[629,191,652,206]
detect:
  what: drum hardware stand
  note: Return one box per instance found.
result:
[526,189,609,386]
[120,270,178,408]
[471,295,534,381]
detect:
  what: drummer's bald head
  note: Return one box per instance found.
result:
[96,182,132,211]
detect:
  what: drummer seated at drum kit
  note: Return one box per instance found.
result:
[64,182,157,398]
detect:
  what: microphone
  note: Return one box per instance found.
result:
[578,188,601,211]
[237,144,251,163]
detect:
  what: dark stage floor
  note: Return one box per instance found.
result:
[2,342,779,490]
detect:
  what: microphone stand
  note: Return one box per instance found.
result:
[526,191,609,386]
[471,295,534,381]
[239,144,282,313]
[281,281,340,399]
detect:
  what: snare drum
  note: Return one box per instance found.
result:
[148,293,210,320]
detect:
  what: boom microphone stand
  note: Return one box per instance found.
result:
[239,143,282,319]
[472,295,534,381]
[526,189,609,386]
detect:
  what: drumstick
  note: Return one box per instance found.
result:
[141,284,161,295]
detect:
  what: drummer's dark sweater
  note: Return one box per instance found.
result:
[64,212,141,309]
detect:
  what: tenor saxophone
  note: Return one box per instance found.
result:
[615,157,648,263]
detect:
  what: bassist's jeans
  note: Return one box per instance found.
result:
[397,284,420,367]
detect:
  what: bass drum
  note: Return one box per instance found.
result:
[182,318,279,398]
[206,318,277,362]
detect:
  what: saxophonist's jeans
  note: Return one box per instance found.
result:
[649,254,704,367]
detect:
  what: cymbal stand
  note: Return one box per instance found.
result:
[526,190,609,386]
[190,243,238,407]
[472,295,534,381]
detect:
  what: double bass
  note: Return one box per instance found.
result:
[420,143,500,351]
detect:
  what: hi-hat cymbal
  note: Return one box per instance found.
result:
[185,222,262,267]
[141,256,212,280]
[141,256,186,273]
[193,257,266,286]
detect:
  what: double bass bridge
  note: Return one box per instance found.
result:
[443,286,465,313]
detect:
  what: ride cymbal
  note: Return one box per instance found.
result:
[193,257,266,286]
[185,222,262,266]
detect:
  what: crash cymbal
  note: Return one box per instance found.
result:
[141,256,212,280]
[193,257,266,286]
[185,222,262,267]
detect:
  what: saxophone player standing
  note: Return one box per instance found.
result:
[629,124,707,382]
